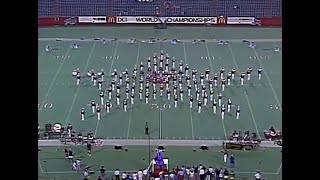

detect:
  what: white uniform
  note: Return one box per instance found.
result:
[210,90,214,101]
[167,90,171,100]
[236,106,240,119]
[97,105,101,120]
[221,79,226,91]
[227,99,232,112]
[98,79,102,90]
[145,93,149,104]
[106,102,111,113]
[189,97,193,108]
[203,93,208,106]
[131,94,134,105]
[179,89,184,101]
[254,172,261,180]
[76,74,81,85]
[174,95,178,108]
[258,67,263,80]
[223,153,228,163]
[218,93,222,107]
[220,68,225,79]
[213,100,217,114]
[139,90,143,100]
[221,105,225,120]
[123,100,127,112]
[240,73,245,86]
[93,75,97,86]
[91,101,96,113]
[100,92,104,105]
[81,108,85,121]
[198,101,202,113]
[153,90,156,100]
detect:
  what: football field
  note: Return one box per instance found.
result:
[38,26,282,180]
[38,27,282,140]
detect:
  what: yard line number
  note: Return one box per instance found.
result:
[38,103,54,109]
[150,103,172,109]
[269,104,281,110]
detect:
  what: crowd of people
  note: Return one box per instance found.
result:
[80,164,264,180]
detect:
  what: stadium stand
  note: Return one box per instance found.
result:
[59,0,111,17]
[38,0,56,17]
[161,0,216,16]
[38,0,282,18]
[113,0,162,16]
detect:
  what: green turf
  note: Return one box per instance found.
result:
[38,146,282,180]
[38,26,282,179]
[38,26,282,39]
[38,26,282,140]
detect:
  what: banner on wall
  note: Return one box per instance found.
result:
[78,16,107,23]
[226,17,255,25]
[115,16,217,24]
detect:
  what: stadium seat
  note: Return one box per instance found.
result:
[38,0,282,18]
[59,0,111,17]
[38,0,56,17]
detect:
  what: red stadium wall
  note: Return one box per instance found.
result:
[259,17,282,26]
[38,17,78,26]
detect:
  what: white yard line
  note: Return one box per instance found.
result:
[205,42,228,140]
[126,42,141,139]
[94,42,119,137]
[276,163,282,174]
[159,109,162,138]
[64,42,97,127]
[183,42,195,140]
[38,50,46,57]
[38,47,71,113]
[228,44,261,139]
[252,48,282,111]
[38,159,44,173]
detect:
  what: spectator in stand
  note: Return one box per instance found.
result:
[207,166,214,180]
[142,169,148,178]
[199,166,205,180]
[215,168,220,180]
[223,168,229,180]
[132,171,137,180]
[121,171,127,180]
[127,172,133,180]
[178,168,184,180]
[229,170,235,180]
[137,169,143,180]
[114,169,120,180]
[218,168,224,180]
[169,169,174,180]
[100,165,106,179]
[189,169,195,180]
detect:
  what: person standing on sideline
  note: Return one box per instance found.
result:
[100,165,106,179]
[114,169,120,180]
[230,155,235,168]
